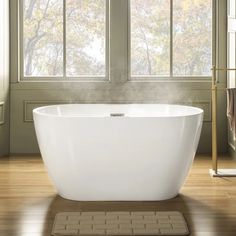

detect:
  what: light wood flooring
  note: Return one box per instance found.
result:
[0,155,236,236]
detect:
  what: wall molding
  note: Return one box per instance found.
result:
[228,124,236,150]
[0,102,5,125]
[23,100,211,123]
[229,141,235,151]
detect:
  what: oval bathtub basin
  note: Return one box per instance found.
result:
[33,104,203,201]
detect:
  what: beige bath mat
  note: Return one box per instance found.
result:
[52,211,189,235]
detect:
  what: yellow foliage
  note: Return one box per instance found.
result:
[182,0,210,11]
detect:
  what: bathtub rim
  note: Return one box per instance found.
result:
[33,103,203,119]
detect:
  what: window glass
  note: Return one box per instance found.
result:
[23,0,106,78]
[23,0,63,76]
[66,0,106,76]
[130,0,170,76]
[173,0,212,76]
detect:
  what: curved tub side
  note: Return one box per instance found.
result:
[33,108,203,201]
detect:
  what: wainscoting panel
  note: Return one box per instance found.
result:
[0,102,4,125]
[10,87,226,154]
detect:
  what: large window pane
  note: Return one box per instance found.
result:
[130,0,170,76]
[23,0,63,76]
[173,0,212,76]
[66,0,106,76]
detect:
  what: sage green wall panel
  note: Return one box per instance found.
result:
[0,0,10,157]
[9,85,227,154]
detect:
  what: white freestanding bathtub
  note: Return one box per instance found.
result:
[33,104,203,201]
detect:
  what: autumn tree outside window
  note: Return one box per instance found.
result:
[130,0,212,77]
[21,0,212,81]
[22,0,107,79]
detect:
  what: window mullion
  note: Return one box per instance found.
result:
[109,0,128,83]
[106,0,110,81]
[19,0,24,81]
[170,0,173,77]
[63,0,66,79]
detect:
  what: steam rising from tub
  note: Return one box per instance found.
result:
[55,74,197,106]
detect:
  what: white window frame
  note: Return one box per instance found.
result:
[19,0,110,81]
[11,0,216,85]
[128,0,215,81]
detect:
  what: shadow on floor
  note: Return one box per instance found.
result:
[3,193,236,236]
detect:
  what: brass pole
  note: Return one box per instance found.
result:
[212,65,218,173]
[210,66,236,177]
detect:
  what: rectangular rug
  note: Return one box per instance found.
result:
[52,211,189,235]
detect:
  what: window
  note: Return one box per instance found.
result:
[23,0,63,77]
[21,0,212,80]
[22,0,107,78]
[130,0,212,77]
[66,0,106,77]
[130,0,170,76]
[172,0,212,76]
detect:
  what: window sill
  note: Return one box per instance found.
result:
[9,77,225,91]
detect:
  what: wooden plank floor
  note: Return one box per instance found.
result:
[0,155,236,236]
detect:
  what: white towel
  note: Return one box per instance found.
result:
[226,88,236,140]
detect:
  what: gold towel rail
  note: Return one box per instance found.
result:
[209,65,236,177]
